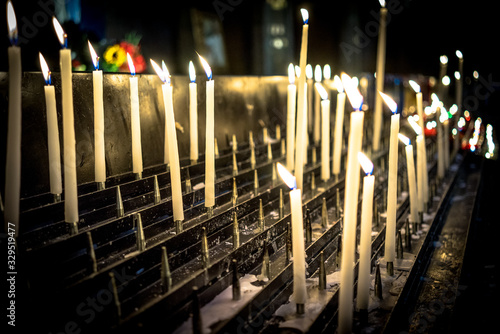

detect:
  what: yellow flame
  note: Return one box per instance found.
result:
[277,162,296,189]
[39,52,50,84]
[127,53,136,75]
[456,50,463,59]
[454,71,461,80]
[440,55,448,65]
[315,83,328,101]
[88,41,98,69]
[323,64,331,80]
[408,80,420,93]
[379,91,397,113]
[150,59,165,82]
[300,8,309,24]
[306,64,313,80]
[7,1,17,41]
[288,63,295,84]
[197,53,212,80]
[341,73,363,110]
[52,17,65,46]
[398,133,411,146]
[189,61,196,83]
[333,75,344,93]
[358,152,373,175]
[314,64,322,82]
[408,116,422,136]
[442,75,450,86]
[379,0,386,7]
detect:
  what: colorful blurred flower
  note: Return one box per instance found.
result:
[101,36,146,73]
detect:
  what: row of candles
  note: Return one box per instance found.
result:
[4,2,459,333]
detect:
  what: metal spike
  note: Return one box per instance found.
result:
[261,239,270,280]
[311,172,316,192]
[232,178,238,207]
[161,246,172,292]
[232,259,241,301]
[232,211,240,249]
[276,124,281,140]
[86,232,97,273]
[258,199,265,231]
[116,186,124,218]
[267,142,273,162]
[249,131,254,148]
[319,251,326,290]
[263,127,268,143]
[336,234,342,269]
[286,221,292,264]
[405,218,412,252]
[250,143,256,169]
[97,181,105,191]
[375,263,383,300]
[214,138,219,158]
[396,229,404,259]
[154,175,161,204]
[272,162,277,186]
[281,138,286,157]
[232,134,238,152]
[185,168,192,193]
[254,169,259,196]
[135,213,146,251]
[232,152,238,176]
[109,272,122,319]
[201,227,209,268]
[305,208,312,243]
[312,148,317,165]
[191,286,203,334]
[321,197,328,228]
[279,189,284,219]
[176,220,183,234]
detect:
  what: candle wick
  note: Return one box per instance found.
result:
[48,71,52,86]
[96,56,100,70]
[63,34,68,49]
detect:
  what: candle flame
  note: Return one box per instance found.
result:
[288,63,295,84]
[52,17,66,48]
[408,80,420,93]
[197,53,212,80]
[323,64,331,80]
[162,60,171,84]
[454,71,461,80]
[306,64,313,80]
[341,73,363,110]
[456,50,463,59]
[277,162,297,190]
[39,52,51,85]
[379,0,386,8]
[127,52,136,76]
[442,75,450,86]
[315,83,328,101]
[408,116,422,136]
[358,152,374,175]
[300,8,309,24]
[379,91,397,114]
[150,59,166,83]
[189,61,196,83]
[314,64,322,82]
[88,41,99,70]
[6,1,17,44]
[440,55,448,65]
[333,75,344,93]
[398,133,411,146]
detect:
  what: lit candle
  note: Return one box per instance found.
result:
[286,63,296,171]
[439,55,448,91]
[437,105,446,179]
[356,152,374,313]
[338,73,364,334]
[294,8,309,190]
[454,52,463,154]
[379,91,399,270]
[88,41,106,187]
[372,0,388,152]
[189,60,198,163]
[39,53,62,198]
[306,64,313,136]
[5,1,21,235]
[313,64,322,145]
[276,163,306,313]
[126,52,143,177]
[409,117,425,218]
[199,54,215,209]
[399,134,418,224]
[332,75,345,177]
[315,83,330,181]
[151,60,184,223]
[53,17,79,228]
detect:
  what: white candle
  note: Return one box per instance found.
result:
[437,107,445,179]
[339,73,364,334]
[151,60,184,222]
[39,53,62,196]
[53,17,79,224]
[189,61,198,162]
[306,64,313,136]
[399,134,418,223]
[332,75,345,176]
[126,53,143,175]
[294,9,309,190]
[313,64,322,145]
[379,91,399,265]
[315,83,330,181]
[443,118,450,169]
[88,41,106,184]
[277,163,306,307]
[199,54,215,208]
[356,153,374,312]
[408,117,425,216]
[5,1,21,235]
[286,64,296,171]
[372,0,387,152]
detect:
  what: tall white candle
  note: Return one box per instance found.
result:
[39,53,62,196]
[189,61,198,162]
[408,117,425,216]
[372,0,387,152]
[199,55,215,208]
[315,83,330,181]
[126,53,143,175]
[277,163,306,308]
[443,118,450,168]
[437,107,445,179]
[88,41,106,184]
[339,73,364,334]
[151,60,184,222]
[294,9,309,190]
[379,91,399,266]
[356,153,374,312]
[399,134,418,223]
[5,1,21,235]
[286,64,296,171]
[332,75,345,176]
[306,64,313,135]
[313,64,322,145]
[53,17,79,224]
